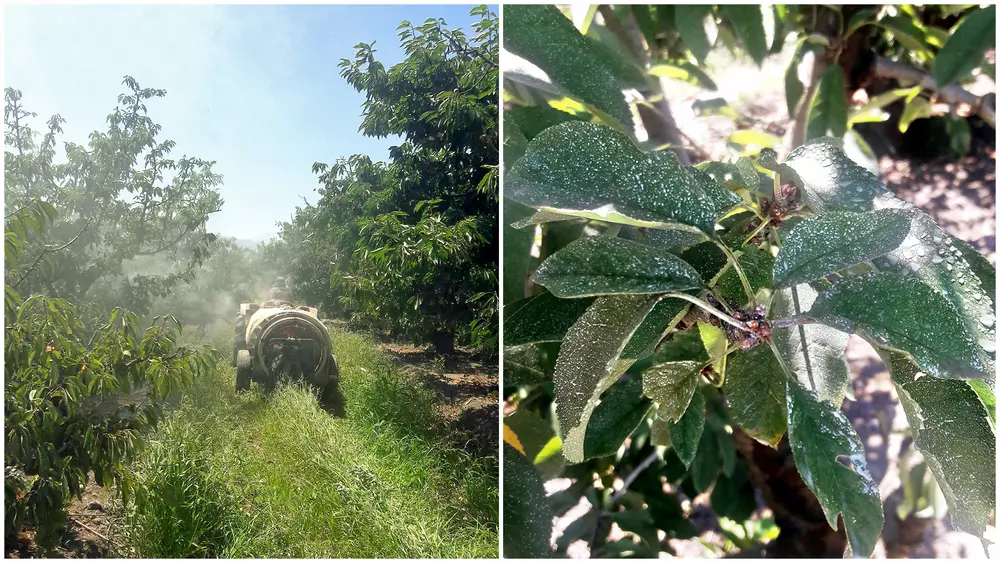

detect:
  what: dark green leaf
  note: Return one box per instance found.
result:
[507,121,720,233]
[503,443,555,558]
[584,375,653,460]
[675,5,714,63]
[933,6,995,86]
[620,226,704,254]
[686,164,742,216]
[504,199,537,305]
[880,348,995,539]
[773,209,911,288]
[504,5,634,129]
[507,105,591,142]
[667,388,705,468]
[533,236,703,298]
[810,271,989,380]
[786,380,883,558]
[505,342,559,387]
[555,295,656,462]
[806,65,848,141]
[505,292,595,346]
[690,423,721,492]
[719,5,768,66]
[870,199,996,391]
[711,461,757,521]
[621,297,689,359]
[504,111,530,170]
[723,345,787,445]
[716,244,775,306]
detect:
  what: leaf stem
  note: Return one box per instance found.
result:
[769,316,818,329]
[714,241,757,307]
[741,217,772,247]
[661,293,748,331]
[767,339,798,383]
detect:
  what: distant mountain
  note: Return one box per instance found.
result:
[233,233,278,249]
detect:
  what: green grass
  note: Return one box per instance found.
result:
[122,325,498,558]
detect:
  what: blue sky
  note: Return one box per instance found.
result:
[4,3,491,240]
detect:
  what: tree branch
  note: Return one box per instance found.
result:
[874,56,996,128]
[12,218,93,289]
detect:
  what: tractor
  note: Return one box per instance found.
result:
[232,299,339,397]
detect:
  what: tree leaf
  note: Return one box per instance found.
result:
[584,375,653,460]
[690,423,722,493]
[504,443,555,558]
[504,4,634,129]
[774,137,889,212]
[786,379,883,558]
[675,5,714,64]
[643,361,702,422]
[668,388,705,468]
[899,95,932,134]
[505,342,559,387]
[809,271,990,380]
[507,121,720,233]
[649,60,718,90]
[505,407,565,475]
[504,199,536,305]
[507,104,591,142]
[621,297,689,359]
[869,198,996,390]
[533,236,703,298]
[619,226,704,254]
[555,295,655,463]
[806,65,848,141]
[505,291,595,346]
[772,284,853,407]
[947,234,995,307]
[773,209,911,288]
[932,5,996,87]
[723,345,787,446]
[716,244,775,306]
[719,5,768,66]
[684,164,743,216]
[504,111,530,170]
[879,348,995,539]
[728,129,782,149]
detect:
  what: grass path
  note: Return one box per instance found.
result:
[123,327,497,558]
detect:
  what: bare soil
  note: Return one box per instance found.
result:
[379,342,499,459]
[5,476,121,559]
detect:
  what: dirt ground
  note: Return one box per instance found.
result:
[379,343,499,459]
[6,477,120,559]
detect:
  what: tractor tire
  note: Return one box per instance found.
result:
[236,349,252,391]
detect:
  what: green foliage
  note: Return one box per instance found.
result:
[4,200,214,550]
[4,81,222,316]
[503,96,995,557]
[281,6,498,352]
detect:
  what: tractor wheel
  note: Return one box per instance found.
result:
[236,349,252,391]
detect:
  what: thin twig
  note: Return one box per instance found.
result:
[661,292,749,331]
[611,450,660,504]
[69,517,110,542]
